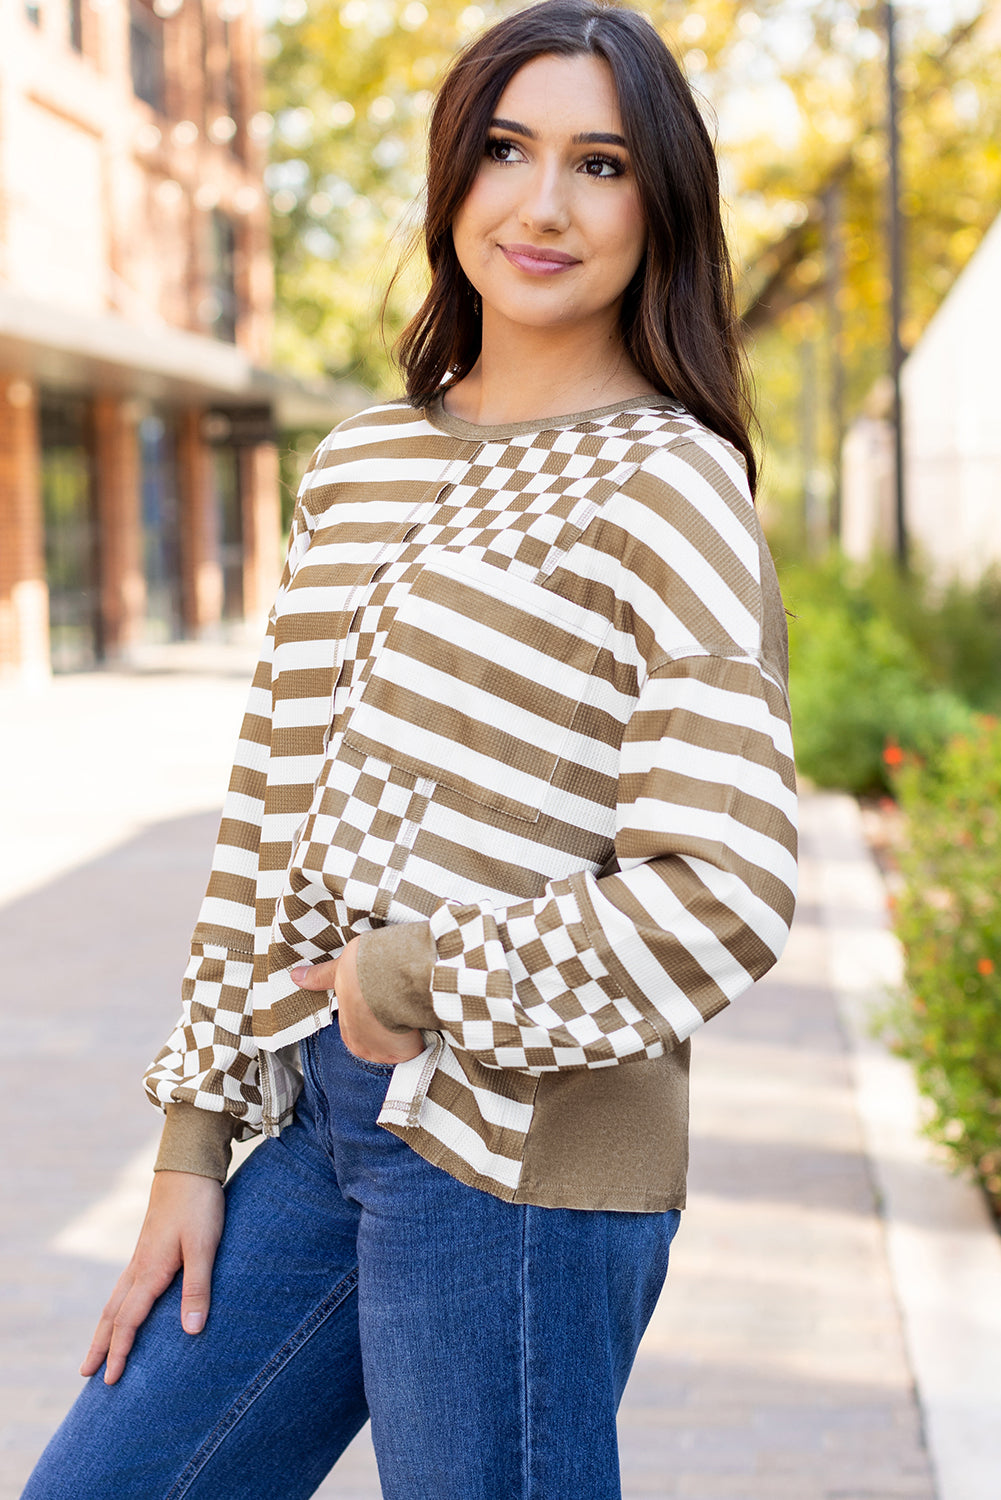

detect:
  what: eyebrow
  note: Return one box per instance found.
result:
[489,117,628,148]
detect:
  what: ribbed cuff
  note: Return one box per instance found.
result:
[356,922,437,1032]
[153,1102,238,1182]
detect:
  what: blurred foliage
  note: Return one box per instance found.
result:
[260,0,1001,498]
[885,717,1001,1217]
[740,2,1001,518]
[263,0,509,389]
[783,554,1001,793]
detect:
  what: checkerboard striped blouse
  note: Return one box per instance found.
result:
[146,394,797,1211]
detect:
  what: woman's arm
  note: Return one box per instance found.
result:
[143,456,323,1177]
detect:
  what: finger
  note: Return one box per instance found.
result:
[292,959,339,990]
[179,1238,217,1337]
[103,1263,176,1385]
[80,1268,134,1377]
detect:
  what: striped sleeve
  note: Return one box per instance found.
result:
[143,464,319,1137]
[363,438,797,1070]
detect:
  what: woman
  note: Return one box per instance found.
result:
[24,2,796,1496]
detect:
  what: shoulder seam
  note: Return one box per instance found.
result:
[647,647,790,706]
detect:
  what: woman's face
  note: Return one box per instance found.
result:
[452,53,647,345]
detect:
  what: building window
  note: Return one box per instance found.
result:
[25,2,42,25]
[69,0,83,50]
[207,210,238,343]
[130,0,165,113]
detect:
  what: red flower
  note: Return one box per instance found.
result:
[883,742,905,767]
[977,958,995,976]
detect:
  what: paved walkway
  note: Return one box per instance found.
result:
[0,653,995,1498]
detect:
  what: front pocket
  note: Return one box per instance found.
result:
[343,1048,397,1078]
[342,552,607,823]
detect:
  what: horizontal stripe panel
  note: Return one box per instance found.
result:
[642,441,758,569]
[416,1097,523,1189]
[626,702,794,786]
[642,668,794,746]
[433,1045,535,1132]
[627,797,797,890]
[344,702,562,822]
[613,501,760,648]
[373,626,596,726]
[620,862,759,997]
[618,750,798,830]
[682,855,794,962]
[578,874,707,1040]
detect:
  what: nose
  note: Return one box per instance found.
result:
[518,161,570,235]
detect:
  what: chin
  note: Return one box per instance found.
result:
[487,296,591,330]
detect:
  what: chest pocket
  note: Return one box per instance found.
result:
[342,551,608,823]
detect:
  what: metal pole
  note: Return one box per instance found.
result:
[885,0,908,568]
[801,333,820,554]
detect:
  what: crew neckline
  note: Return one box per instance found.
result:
[425,390,680,441]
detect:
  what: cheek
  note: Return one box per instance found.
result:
[454,170,503,235]
[451,205,476,277]
[452,187,491,271]
[588,190,646,272]
[615,194,647,267]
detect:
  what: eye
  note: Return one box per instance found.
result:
[485,136,524,164]
[579,153,625,179]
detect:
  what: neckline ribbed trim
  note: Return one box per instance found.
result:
[425,390,680,441]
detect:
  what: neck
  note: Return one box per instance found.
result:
[444,310,661,427]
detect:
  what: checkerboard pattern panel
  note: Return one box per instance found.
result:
[428,890,664,1073]
[147,944,259,1116]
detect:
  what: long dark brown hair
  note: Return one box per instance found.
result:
[395,0,758,493]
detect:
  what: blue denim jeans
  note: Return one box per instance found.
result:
[23,1019,680,1499]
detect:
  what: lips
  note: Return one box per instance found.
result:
[500,242,581,274]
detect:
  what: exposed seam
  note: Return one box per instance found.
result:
[372,774,436,910]
[380,1029,445,1128]
[163,1266,360,1499]
[299,1033,329,1135]
[192,941,256,958]
[645,647,792,714]
[321,462,464,752]
[520,1206,531,1500]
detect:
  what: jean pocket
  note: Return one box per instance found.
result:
[334,1023,397,1077]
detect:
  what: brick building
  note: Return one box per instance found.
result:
[0,0,348,681]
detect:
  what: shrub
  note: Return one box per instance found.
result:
[861,561,1001,712]
[886,718,1001,1216]
[782,558,972,794]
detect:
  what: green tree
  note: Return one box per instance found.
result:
[264,0,512,391]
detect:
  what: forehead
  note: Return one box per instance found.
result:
[495,53,623,134]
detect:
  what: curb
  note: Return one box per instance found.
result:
[806,791,1001,1500]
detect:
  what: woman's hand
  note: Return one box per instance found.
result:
[292,938,424,1065]
[81,1170,225,1385]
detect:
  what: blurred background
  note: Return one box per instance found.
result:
[2,0,1001,681]
[1,0,1000,640]
[2,6,1000,1495]
[0,0,999,1216]
[1,0,1000,1224]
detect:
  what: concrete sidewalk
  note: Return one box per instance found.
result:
[2,655,999,1499]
